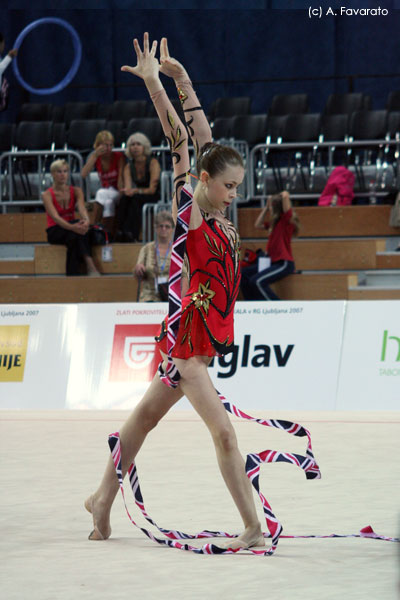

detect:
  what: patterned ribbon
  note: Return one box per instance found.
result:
[108,431,398,555]
[157,183,193,388]
[109,182,399,554]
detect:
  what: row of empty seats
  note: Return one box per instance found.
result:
[0,118,164,152]
[2,110,400,154]
[213,110,400,145]
[12,91,400,128]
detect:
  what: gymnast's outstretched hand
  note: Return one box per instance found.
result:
[121,32,160,83]
[159,37,189,81]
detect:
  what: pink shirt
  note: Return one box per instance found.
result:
[95,152,122,188]
[46,186,76,228]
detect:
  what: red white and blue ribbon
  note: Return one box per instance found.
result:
[108,430,398,555]
[157,183,193,388]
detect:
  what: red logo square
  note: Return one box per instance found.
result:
[109,324,162,382]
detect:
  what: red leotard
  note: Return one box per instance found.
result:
[150,79,241,358]
[157,211,241,358]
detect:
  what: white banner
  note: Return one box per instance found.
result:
[66,301,345,411]
[337,301,400,409]
[66,303,167,409]
[207,301,345,410]
[0,304,77,409]
[1,300,398,411]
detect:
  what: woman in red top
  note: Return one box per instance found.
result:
[42,159,100,276]
[85,34,265,551]
[241,191,299,300]
[81,130,125,238]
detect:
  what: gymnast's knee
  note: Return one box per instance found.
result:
[213,423,238,454]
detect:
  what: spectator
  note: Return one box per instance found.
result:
[241,191,299,300]
[117,132,161,242]
[0,32,18,112]
[42,159,100,277]
[81,130,125,239]
[134,210,174,301]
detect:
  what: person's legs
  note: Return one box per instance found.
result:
[47,226,83,276]
[131,196,147,242]
[174,355,264,549]
[115,195,130,241]
[100,188,120,239]
[85,370,184,539]
[240,263,261,300]
[91,201,103,225]
[254,260,295,300]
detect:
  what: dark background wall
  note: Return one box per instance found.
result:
[1,2,400,122]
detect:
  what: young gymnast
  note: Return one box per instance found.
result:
[85,33,264,551]
[86,34,320,555]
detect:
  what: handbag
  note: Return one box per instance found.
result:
[241,248,265,268]
[389,192,400,227]
[89,224,108,246]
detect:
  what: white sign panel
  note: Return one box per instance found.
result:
[66,301,345,411]
[0,304,77,409]
[66,303,168,409]
[208,301,345,410]
[336,300,400,409]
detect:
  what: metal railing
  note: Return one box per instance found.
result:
[248,138,400,203]
[0,149,84,212]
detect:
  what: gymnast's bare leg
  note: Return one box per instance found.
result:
[174,355,264,550]
[85,365,183,540]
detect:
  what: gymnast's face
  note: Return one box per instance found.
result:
[203,164,244,212]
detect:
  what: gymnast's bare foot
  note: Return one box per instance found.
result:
[220,525,265,550]
[84,495,112,540]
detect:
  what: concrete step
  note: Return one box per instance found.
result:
[0,244,35,259]
[0,257,34,275]
[358,270,400,287]
[376,252,400,269]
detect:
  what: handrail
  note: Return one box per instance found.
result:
[0,149,84,212]
[248,138,400,202]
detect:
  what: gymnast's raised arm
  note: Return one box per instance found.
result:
[121,33,190,224]
[159,37,212,158]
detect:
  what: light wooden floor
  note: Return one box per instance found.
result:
[1,409,399,600]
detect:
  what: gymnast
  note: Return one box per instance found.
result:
[85,33,264,550]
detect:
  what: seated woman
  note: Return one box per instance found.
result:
[133,210,174,301]
[241,191,299,300]
[42,159,100,277]
[117,132,161,242]
[81,130,125,239]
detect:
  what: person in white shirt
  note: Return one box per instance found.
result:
[0,32,17,89]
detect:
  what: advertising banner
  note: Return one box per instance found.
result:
[337,301,400,409]
[66,303,168,409]
[66,301,345,411]
[0,304,77,409]
[1,300,398,411]
[207,301,345,411]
